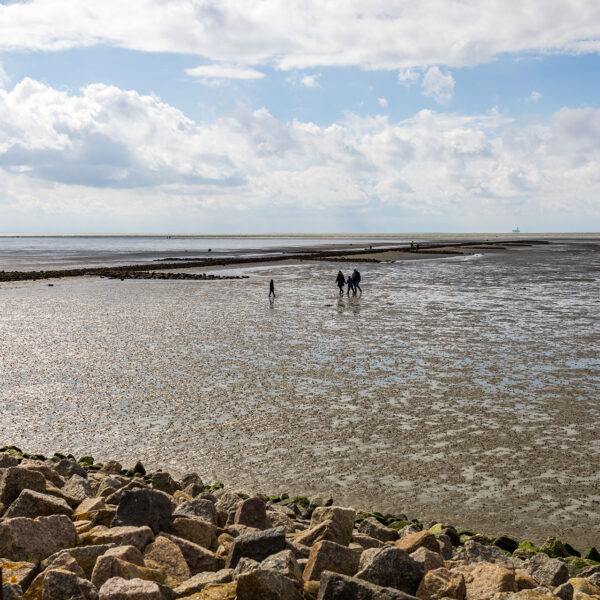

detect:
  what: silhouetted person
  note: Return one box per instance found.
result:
[352,269,362,293]
[336,270,345,294]
[269,279,275,298]
[346,275,354,295]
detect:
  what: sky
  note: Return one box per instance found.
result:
[0,1,599,233]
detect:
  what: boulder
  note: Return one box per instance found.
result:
[54,459,87,479]
[293,520,345,547]
[62,475,94,503]
[237,568,303,600]
[457,540,511,564]
[91,554,163,590]
[0,515,77,561]
[18,462,66,489]
[0,453,19,468]
[319,571,420,600]
[41,568,98,600]
[358,518,398,543]
[74,498,106,519]
[215,492,243,516]
[356,547,424,595]
[310,507,356,546]
[99,461,123,475]
[233,558,260,578]
[98,576,162,600]
[189,581,237,599]
[395,531,440,555]
[81,525,154,551]
[4,489,73,519]
[172,516,217,549]
[151,472,180,496]
[416,567,466,600]
[226,526,287,569]
[565,577,600,597]
[174,498,218,525]
[0,467,46,506]
[261,549,303,581]
[41,545,116,579]
[352,533,385,550]
[97,477,126,497]
[132,462,146,476]
[111,489,173,534]
[435,534,453,560]
[233,497,268,530]
[409,547,444,573]
[162,533,224,574]
[463,563,517,600]
[526,552,570,586]
[183,483,205,498]
[303,540,360,582]
[2,582,23,600]
[494,536,520,554]
[143,535,191,586]
[180,473,204,489]
[0,558,38,591]
[173,569,233,597]
[515,569,538,591]
[104,481,148,506]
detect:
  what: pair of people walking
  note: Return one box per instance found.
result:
[336,269,361,295]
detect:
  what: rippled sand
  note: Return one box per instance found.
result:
[1,241,599,548]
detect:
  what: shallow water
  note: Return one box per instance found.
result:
[1,240,599,548]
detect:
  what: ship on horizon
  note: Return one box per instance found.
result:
[512,226,520,233]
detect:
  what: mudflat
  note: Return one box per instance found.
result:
[1,238,598,550]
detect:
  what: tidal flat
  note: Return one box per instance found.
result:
[1,239,599,548]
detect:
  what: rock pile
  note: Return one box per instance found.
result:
[1,447,599,600]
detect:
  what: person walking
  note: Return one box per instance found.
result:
[352,269,362,293]
[336,270,345,294]
[346,274,354,295]
[269,279,276,298]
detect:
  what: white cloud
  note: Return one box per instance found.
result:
[422,67,455,104]
[528,91,542,103]
[300,73,320,87]
[0,64,8,89]
[0,78,599,228]
[185,63,265,84]
[398,68,421,85]
[0,1,599,71]
[378,98,388,108]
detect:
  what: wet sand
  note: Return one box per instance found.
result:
[1,239,599,550]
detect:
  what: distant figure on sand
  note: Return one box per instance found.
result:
[269,279,275,298]
[336,270,345,294]
[352,269,362,293]
[346,274,354,295]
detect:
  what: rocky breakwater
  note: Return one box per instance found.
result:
[0,447,599,600]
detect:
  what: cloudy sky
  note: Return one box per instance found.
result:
[1,1,599,233]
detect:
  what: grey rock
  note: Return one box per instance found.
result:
[311,506,356,546]
[237,568,303,600]
[97,476,127,496]
[309,494,333,510]
[526,552,569,586]
[182,483,205,498]
[356,547,424,595]
[234,497,268,529]
[555,581,574,600]
[435,534,453,560]
[180,472,204,489]
[233,557,260,578]
[132,461,146,476]
[456,539,511,564]
[318,571,420,600]
[0,515,77,561]
[173,569,233,597]
[409,547,444,574]
[261,549,303,581]
[99,460,122,475]
[104,480,148,506]
[173,498,217,525]
[62,474,93,502]
[0,453,19,468]
[41,544,116,579]
[54,459,87,479]
[4,489,73,519]
[42,568,99,600]
[358,517,398,542]
[111,488,173,534]
[226,526,287,568]
[0,557,38,590]
[2,583,24,600]
[0,467,47,506]
[162,533,224,574]
[398,525,421,538]
[151,472,180,496]
[98,576,162,599]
